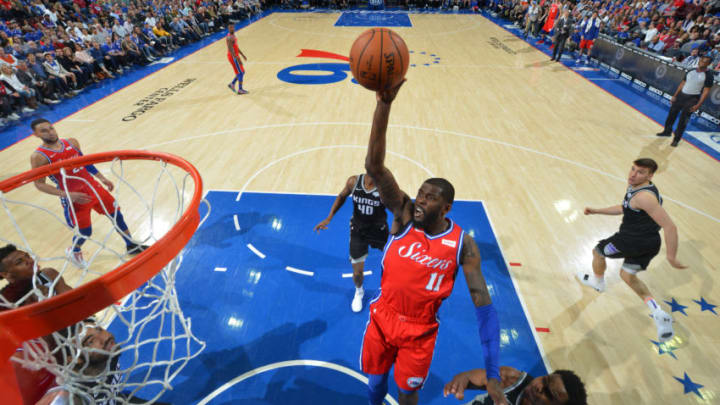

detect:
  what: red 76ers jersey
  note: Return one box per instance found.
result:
[34,139,97,192]
[377,219,464,321]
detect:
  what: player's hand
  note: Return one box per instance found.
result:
[689,104,700,113]
[671,95,677,103]
[667,256,688,269]
[67,192,92,204]
[584,207,595,215]
[486,378,509,405]
[313,218,331,232]
[376,79,406,105]
[443,371,471,400]
[101,178,114,192]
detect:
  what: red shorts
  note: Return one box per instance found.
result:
[228,53,245,75]
[580,39,594,49]
[361,303,439,391]
[62,182,116,229]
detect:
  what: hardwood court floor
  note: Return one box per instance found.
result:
[1,11,718,404]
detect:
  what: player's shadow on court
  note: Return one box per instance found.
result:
[161,319,328,403]
[192,211,276,248]
[637,138,673,174]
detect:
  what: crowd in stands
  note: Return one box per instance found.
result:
[1,0,272,128]
[482,0,720,70]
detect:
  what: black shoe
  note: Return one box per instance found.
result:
[656,132,671,137]
[127,243,150,255]
[670,139,679,147]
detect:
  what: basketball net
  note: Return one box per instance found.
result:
[0,153,207,404]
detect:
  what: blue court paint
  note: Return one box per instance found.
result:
[665,298,689,316]
[335,11,413,27]
[112,191,547,404]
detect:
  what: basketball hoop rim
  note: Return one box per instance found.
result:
[0,150,204,365]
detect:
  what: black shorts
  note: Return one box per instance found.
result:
[349,221,389,262]
[595,232,661,272]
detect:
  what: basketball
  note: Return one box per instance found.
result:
[349,28,410,92]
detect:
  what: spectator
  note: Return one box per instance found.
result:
[0,64,38,112]
[15,60,61,104]
[551,9,575,62]
[43,52,79,92]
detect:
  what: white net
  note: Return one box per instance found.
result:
[0,155,208,404]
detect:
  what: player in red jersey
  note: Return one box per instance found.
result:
[29,118,148,267]
[226,23,248,95]
[361,82,506,405]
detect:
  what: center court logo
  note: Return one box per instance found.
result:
[277,49,438,85]
[407,376,424,388]
[615,48,625,60]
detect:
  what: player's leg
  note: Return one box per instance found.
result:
[361,309,397,405]
[65,200,92,268]
[227,54,240,93]
[94,187,148,255]
[349,227,370,312]
[235,63,247,94]
[393,323,438,405]
[619,244,672,341]
[577,235,624,292]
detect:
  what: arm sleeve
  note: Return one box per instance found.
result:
[475,304,501,382]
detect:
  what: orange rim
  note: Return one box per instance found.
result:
[0,151,203,404]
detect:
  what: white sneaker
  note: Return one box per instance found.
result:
[351,288,364,313]
[65,247,87,268]
[652,309,674,342]
[576,272,606,292]
[22,107,35,113]
[9,113,20,120]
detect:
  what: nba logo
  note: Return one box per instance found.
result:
[407,376,424,388]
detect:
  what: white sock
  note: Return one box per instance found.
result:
[646,297,660,312]
[592,273,604,282]
[356,286,364,294]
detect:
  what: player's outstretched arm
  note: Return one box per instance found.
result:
[584,205,622,215]
[460,233,508,405]
[444,367,520,400]
[314,176,355,232]
[364,81,410,221]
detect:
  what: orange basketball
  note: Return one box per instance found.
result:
[349,28,409,92]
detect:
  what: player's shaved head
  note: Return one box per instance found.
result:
[30,118,51,131]
[423,178,455,204]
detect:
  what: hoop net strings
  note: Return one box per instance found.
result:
[0,158,208,404]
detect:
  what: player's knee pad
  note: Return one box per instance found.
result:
[367,373,388,405]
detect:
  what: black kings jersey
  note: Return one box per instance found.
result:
[619,182,662,237]
[351,174,387,227]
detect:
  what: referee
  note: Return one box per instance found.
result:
[657,55,714,147]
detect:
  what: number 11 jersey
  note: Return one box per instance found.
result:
[377,220,464,321]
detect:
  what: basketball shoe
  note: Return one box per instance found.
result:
[652,309,674,342]
[351,287,364,313]
[65,247,87,268]
[576,271,606,292]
